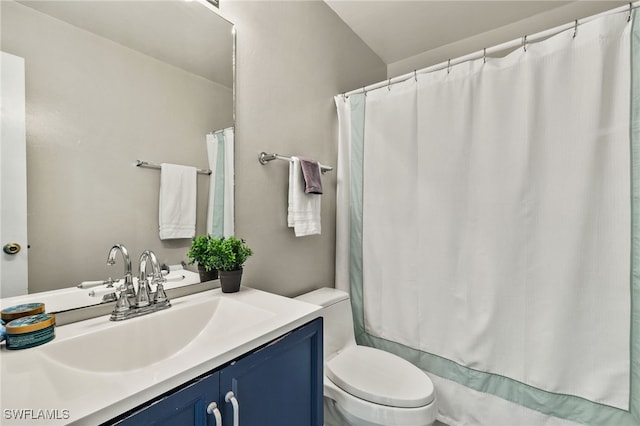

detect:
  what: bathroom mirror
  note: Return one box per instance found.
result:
[1,0,234,307]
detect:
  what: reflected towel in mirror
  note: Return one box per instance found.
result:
[159,163,197,240]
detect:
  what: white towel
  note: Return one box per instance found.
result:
[159,163,197,240]
[288,156,321,237]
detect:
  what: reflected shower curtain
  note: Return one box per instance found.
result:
[206,127,234,238]
[336,10,639,426]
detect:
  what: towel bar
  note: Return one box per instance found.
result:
[135,160,212,175]
[258,152,333,173]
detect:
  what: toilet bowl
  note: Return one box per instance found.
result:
[295,288,437,426]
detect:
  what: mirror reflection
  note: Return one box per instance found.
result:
[1,0,234,306]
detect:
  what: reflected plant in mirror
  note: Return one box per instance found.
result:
[0,0,235,311]
[187,234,220,282]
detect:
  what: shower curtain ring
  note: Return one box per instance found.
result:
[629,2,633,22]
[447,59,451,74]
[483,48,487,64]
[573,20,578,38]
[522,35,528,52]
[414,70,418,82]
[388,78,391,91]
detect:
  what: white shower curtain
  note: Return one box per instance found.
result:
[206,127,234,238]
[336,9,639,426]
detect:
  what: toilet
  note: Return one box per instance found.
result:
[295,288,437,426]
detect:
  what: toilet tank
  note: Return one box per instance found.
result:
[295,288,356,360]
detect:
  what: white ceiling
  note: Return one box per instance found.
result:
[325,0,629,71]
[17,0,234,88]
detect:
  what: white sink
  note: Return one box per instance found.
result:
[40,295,274,373]
[1,287,321,425]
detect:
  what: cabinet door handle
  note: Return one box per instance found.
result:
[206,402,222,426]
[225,391,239,426]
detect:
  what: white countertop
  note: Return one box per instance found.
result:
[0,287,321,425]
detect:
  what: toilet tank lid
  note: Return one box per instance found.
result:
[294,287,349,307]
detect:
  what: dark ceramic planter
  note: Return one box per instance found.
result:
[219,268,243,293]
[197,264,218,283]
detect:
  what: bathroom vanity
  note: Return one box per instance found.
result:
[112,318,322,425]
[0,287,323,425]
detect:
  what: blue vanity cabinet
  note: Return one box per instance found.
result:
[219,317,323,426]
[109,318,322,426]
[112,372,220,426]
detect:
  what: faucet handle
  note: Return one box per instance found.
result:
[154,282,170,305]
[114,285,131,313]
[153,271,166,286]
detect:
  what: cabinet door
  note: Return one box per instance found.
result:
[220,318,323,426]
[112,372,220,426]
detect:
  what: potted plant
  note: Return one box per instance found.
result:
[208,236,253,293]
[186,234,219,282]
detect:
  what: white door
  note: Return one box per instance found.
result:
[1,51,28,297]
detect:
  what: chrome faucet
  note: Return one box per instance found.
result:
[106,244,135,298]
[109,248,171,321]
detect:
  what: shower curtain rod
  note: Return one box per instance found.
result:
[342,1,638,98]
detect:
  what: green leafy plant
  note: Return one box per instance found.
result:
[209,236,253,271]
[187,235,253,272]
[187,234,216,272]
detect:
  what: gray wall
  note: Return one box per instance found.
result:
[2,1,233,293]
[221,1,386,297]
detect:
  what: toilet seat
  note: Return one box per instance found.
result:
[326,346,434,408]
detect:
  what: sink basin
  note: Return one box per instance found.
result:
[40,295,275,373]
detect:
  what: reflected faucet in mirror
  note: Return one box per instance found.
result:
[137,250,162,307]
[107,244,135,299]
